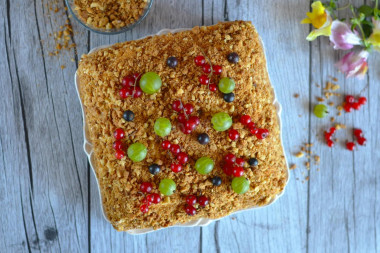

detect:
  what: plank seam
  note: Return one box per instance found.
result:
[12,47,34,195]
[29,191,41,252]
[20,187,32,253]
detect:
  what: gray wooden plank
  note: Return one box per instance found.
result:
[308,1,380,252]
[88,1,203,252]
[0,0,90,251]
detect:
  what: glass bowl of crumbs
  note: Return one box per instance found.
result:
[66,0,153,34]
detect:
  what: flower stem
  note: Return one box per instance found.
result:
[336,3,350,11]
[375,0,379,20]
[350,5,366,40]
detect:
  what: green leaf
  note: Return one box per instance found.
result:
[362,24,373,39]
[351,24,357,31]
[350,18,360,25]
[359,13,366,21]
[358,5,374,17]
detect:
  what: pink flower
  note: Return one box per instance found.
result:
[330,20,362,50]
[336,51,369,79]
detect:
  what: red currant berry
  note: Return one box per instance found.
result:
[232,167,244,177]
[344,103,353,112]
[115,150,125,160]
[324,131,332,141]
[178,113,187,123]
[228,129,239,141]
[171,163,183,173]
[140,182,153,193]
[122,76,135,87]
[142,197,152,206]
[250,127,259,135]
[213,65,222,75]
[346,142,355,151]
[161,140,171,150]
[329,127,336,134]
[194,55,205,66]
[113,140,123,150]
[133,73,141,82]
[133,86,142,98]
[345,95,355,104]
[357,137,367,146]
[223,164,234,176]
[246,121,255,129]
[327,140,334,147]
[358,97,367,105]
[172,100,183,112]
[240,115,251,125]
[114,128,125,140]
[177,152,189,165]
[119,87,133,99]
[184,103,194,114]
[189,116,200,125]
[202,64,211,74]
[352,102,361,110]
[184,205,197,215]
[170,144,181,156]
[199,75,210,85]
[149,193,161,204]
[353,129,363,137]
[209,83,217,92]
[235,158,245,167]
[198,196,209,207]
[185,120,197,131]
[179,123,193,134]
[225,153,236,164]
[256,129,269,139]
[140,204,149,213]
[186,195,197,206]
[146,194,155,203]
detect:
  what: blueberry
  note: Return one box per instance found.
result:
[166,56,178,68]
[223,92,235,103]
[227,52,239,64]
[197,133,210,145]
[123,110,135,121]
[248,158,258,166]
[149,164,161,175]
[211,176,222,186]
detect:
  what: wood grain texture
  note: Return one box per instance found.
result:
[0,0,379,252]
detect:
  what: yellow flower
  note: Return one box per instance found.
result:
[301,1,327,29]
[306,15,332,41]
[368,18,380,52]
[301,1,332,41]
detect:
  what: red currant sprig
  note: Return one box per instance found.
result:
[172,100,200,134]
[222,153,246,177]
[324,127,336,147]
[160,141,189,173]
[343,95,367,112]
[240,115,269,140]
[354,128,367,146]
[194,54,222,92]
[139,183,161,214]
[113,128,126,159]
[184,195,209,215]
[119,73,143,99]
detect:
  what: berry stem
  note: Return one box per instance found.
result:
[198,48,214,91]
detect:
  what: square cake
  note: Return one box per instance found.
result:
[77,21,288,231]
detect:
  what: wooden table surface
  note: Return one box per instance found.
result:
[1,0,379,252]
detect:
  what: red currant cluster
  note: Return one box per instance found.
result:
[113,128,126,159]
[184,195,209,216]
[222,153,246,177]
[119,73,143,99]
[343,95,367,112]
[194,55,222,92]
[161,140,189,173]
[346,129,367,151]
[240,115,269,140]
[172,100,200,134]
[324,127,336,147]
[139,182,161,213]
